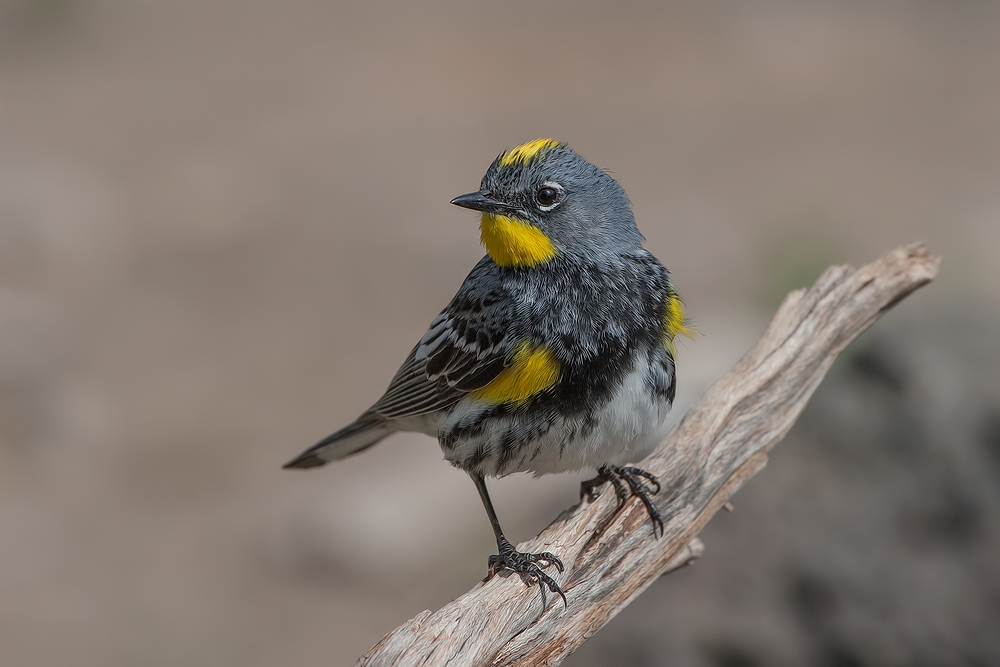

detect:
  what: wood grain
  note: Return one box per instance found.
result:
[357,243,940,667]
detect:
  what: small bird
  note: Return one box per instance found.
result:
[284,139,693,605]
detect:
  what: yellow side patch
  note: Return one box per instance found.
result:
[470,342,560,405]
[498,138,561,167]
[480,213,558,267]
[663,291,698,354]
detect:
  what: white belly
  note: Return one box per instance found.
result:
[436,363,672,477]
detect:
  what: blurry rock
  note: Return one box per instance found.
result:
[0,158,127,290]
[0,290,64,454]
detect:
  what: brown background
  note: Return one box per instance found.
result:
[1,1,999,665]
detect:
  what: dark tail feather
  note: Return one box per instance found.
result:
[283,414,392,469]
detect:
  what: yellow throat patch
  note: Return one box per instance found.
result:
[498,138,561,167]
[663,291,698,354]
[480,213,557,267]
[470,342,560,405]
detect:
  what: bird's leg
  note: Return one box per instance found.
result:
[473,474,566,607]
[580,464,665,537]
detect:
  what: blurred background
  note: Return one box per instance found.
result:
[1,1,999,665]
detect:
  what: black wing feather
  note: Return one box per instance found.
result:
[370,273,515,420]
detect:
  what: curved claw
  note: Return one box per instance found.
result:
[580,464,666,537]
[487,540,567,608]
[534,551,565,573]
[626,467,662,495]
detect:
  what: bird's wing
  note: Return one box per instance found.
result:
[370,278,515,419]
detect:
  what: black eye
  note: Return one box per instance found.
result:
[536,186,558,207]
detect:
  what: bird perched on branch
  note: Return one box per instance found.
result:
[284,139,693,605]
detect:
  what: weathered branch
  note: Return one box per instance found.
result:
[358,243,940,667]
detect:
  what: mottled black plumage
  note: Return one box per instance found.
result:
[284,140,690,607]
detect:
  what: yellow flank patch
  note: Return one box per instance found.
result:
[470,342,560,405]
[480,213,558,267]
[663,291,698,354]
[498,138,561,167]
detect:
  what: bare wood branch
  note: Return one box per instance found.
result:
[357,243,940,667]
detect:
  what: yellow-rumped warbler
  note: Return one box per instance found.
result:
[284,139,693,604]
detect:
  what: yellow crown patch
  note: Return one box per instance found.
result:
[498,138,562,167]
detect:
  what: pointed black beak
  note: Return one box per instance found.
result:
[450,190,515,214]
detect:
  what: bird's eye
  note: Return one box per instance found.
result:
[536,186,559,207]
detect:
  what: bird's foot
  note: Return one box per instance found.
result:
[487,537,566,608]
[580,464,665,537]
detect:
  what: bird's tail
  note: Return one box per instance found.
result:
[283,413,393,469]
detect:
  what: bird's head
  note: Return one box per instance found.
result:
[451,139,643,268]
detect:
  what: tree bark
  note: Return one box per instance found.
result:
[357,243,940,667]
